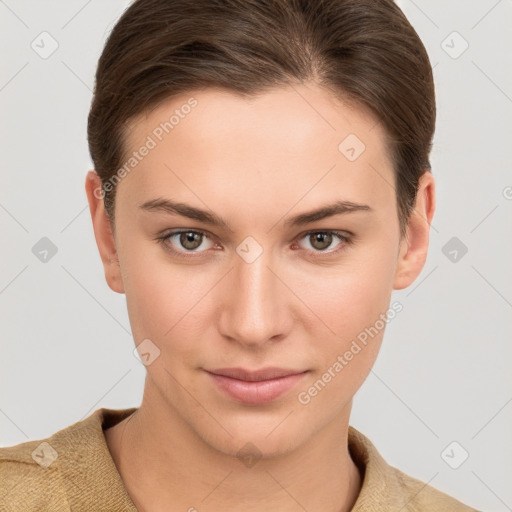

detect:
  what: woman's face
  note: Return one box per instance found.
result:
[88,83,433,458]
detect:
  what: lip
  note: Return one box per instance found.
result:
[204,367,309,405]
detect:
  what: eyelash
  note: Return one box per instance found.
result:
[156,229,353,259]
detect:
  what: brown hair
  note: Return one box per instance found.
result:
[87,0,435,238]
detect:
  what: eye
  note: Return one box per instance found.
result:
[294,230,352,256]
[158,229,216,256]
[156,229,352,259]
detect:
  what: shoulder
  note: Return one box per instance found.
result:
[0,407,138,511]
[348,426,481,512]
[389,465,481,511]
[0,436,71,511]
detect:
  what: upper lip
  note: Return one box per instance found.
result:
[205,367,307,382]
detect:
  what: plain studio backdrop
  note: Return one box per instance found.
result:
[1,1,511,510]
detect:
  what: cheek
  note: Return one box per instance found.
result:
[122,249,216,366]
[294,257,397,414]
[298,243,397,340]
[121,247,181,338]
[294,234,398,400]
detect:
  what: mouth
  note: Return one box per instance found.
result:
[204,367,309,405]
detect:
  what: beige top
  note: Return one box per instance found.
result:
[0,407,479,511]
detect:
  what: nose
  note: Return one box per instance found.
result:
[217,245,292,349]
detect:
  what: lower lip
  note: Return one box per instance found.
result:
[206,371,308,405]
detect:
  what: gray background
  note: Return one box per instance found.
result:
[1,1,511,510]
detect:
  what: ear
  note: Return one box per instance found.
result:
[85,170,125,294]
[393,171,436,290]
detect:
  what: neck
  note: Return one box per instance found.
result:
[105,390,362,512]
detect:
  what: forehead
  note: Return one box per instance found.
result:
[117,84,394,215]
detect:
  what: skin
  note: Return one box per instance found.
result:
[85,83,435,512]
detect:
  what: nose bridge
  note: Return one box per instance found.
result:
[220,238,285,345]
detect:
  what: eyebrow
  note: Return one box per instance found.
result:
[139,197,372,231]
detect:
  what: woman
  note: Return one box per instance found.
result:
[0,0,480,510]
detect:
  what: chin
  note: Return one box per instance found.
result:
[194,414,309,461]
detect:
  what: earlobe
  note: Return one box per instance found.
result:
[85,170,125,294]
[393,171,436,291]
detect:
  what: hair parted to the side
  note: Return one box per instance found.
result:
[87,0,435,239]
